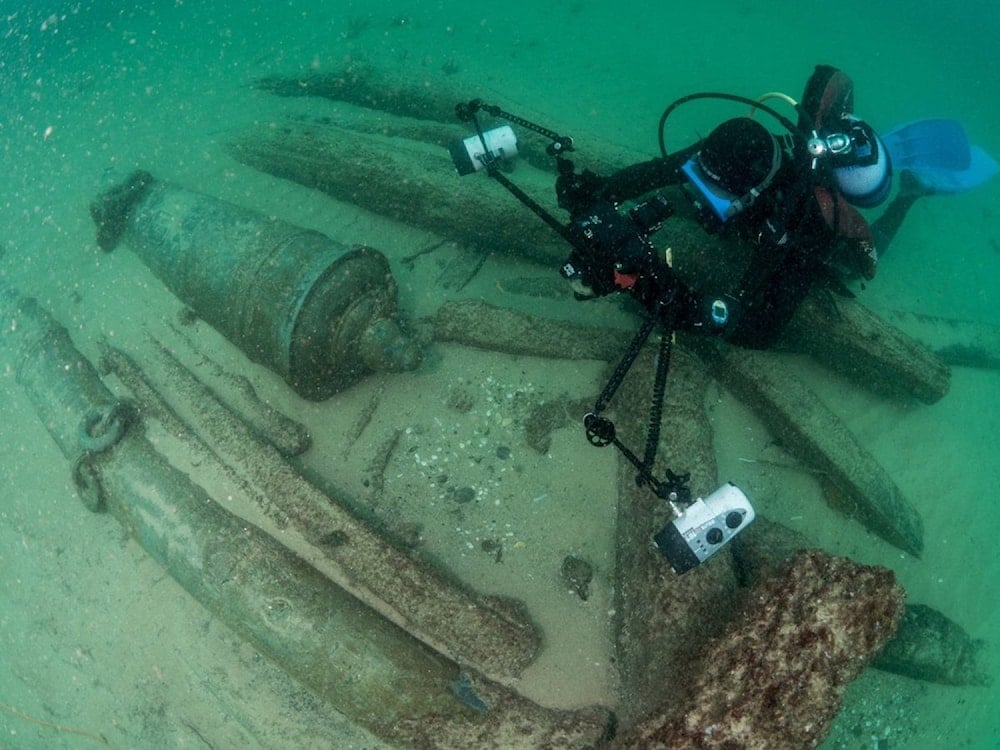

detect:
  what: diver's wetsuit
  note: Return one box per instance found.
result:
[558,64,926,350]
[574,144,877,349]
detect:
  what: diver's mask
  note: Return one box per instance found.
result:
[808,116,892,207]
[680,133,782,225]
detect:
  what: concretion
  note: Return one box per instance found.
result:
[734,516,992,688]
[621,550,905,749]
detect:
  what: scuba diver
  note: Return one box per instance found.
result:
[554,64,997,348]
[451,65,996,571]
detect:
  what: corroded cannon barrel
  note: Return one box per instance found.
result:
[0,293,129,511]
[228,119,573,265]
[0,284,459,736]
[100,338,543,685]
[0,285,615,748]
[90,171,420,399]
[689,338,926,557]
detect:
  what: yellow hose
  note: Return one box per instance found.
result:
[749,91,798,119]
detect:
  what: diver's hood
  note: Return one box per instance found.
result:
[799,64,856,133]
[681,117,782,222]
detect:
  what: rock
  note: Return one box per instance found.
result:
[620,550,906,749]
[561,555,594,601]
[734,516,993,688]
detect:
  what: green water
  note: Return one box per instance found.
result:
[2,1,998,748]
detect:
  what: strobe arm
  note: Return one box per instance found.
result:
[455,99,575,157]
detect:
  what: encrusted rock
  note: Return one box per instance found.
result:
[621,550,905,749]
[560,555,594,601]
[734,516,993,688]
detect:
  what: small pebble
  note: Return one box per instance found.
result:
[561,555,594,601]
[452,486,476,504]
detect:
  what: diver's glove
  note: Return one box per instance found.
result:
[556,168,607,215]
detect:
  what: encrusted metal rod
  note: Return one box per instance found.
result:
[98,342,294,532]
[161,320,312,457]
[690,338,925,557]
[0,285,459,735]
[101,334,543,684]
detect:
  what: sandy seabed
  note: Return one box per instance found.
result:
[2,3,999,748]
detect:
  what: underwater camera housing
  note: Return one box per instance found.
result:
[653,483,755,574]
[561,194,675,298]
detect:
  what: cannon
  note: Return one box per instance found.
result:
[90,171,421,399]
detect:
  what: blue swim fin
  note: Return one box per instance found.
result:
[883,118,998,194]
[900,145,999,195]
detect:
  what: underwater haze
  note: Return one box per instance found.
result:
[2,1,999,748]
